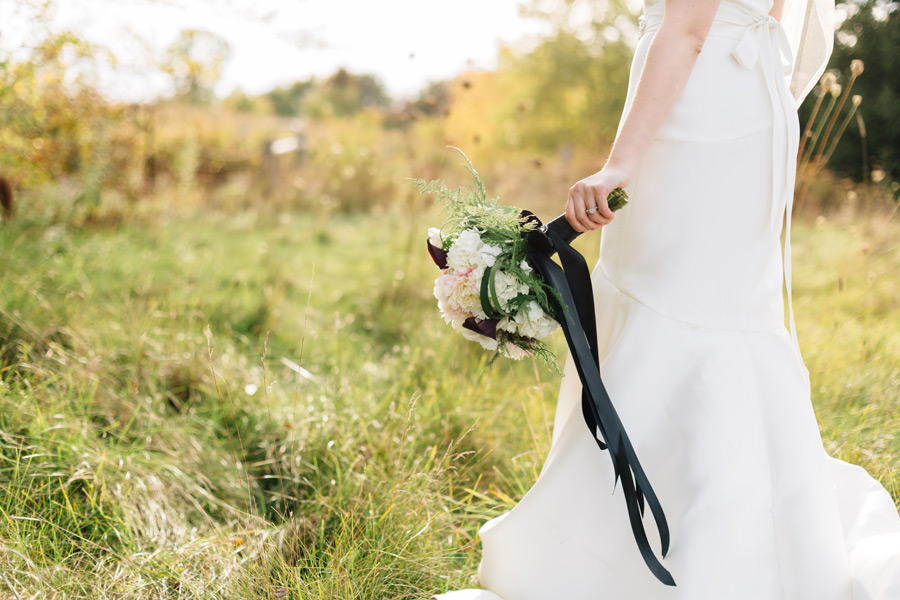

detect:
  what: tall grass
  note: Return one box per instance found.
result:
[0,195,897,597]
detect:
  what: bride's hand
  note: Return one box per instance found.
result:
[566,164,632,232]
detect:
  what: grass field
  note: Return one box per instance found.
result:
[0,201,897,598]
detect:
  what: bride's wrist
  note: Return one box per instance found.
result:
[602,157,636,187]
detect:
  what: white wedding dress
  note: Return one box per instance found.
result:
[432,0,900,597]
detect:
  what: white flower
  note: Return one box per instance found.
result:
[479,243,503,267]
[428,227,443,249]
[491,270,530,312]
[503,300,558,339]
[497,315,514,333]
[446,229,485,273]
[461,327,498,351]
[446,228,507,277]
[520,259,532,273]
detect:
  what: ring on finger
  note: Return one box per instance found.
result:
[586,206,599,215]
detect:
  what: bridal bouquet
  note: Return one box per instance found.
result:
[411,149,628,371]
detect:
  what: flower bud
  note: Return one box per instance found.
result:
[850,59,864,75]
[821,72,838,92]
[831,83,842,97]
[428,227,443,248]
[852,94,862,107]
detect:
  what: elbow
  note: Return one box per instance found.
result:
[657,22,709,55]
[682,25,708,54]
[678,29,707,55]
[691,35,705,54]
[657,9,716,54]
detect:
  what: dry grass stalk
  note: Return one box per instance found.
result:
[795,60,865,215]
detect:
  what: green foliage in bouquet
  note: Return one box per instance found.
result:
[408,147,568,373]
[409,147,533,239]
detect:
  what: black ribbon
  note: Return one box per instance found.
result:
[524,211,676,587]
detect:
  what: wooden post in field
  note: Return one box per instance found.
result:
[263,125,307,197]
[262,138,277,196]
[144,103,157,193]
[0,176,12,221]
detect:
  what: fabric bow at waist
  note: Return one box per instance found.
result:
[729,11,804,371]
[731,13,795,77]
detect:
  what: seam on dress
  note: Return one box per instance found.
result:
[653,123,773,144]
[596,260,785,334]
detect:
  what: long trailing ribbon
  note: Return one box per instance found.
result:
[523,210,676,587]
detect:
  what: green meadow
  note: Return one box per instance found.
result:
[3,1,899,593]
[0,199,896,598]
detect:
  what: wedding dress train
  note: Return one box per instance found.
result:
[431,0,900,597]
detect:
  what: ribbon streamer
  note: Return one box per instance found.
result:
[524,211,676,587]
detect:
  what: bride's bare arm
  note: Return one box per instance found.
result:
[566,0,724,232]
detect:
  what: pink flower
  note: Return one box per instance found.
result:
[434,265,485,328]
[501,343,532,360]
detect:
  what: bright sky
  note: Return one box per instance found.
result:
[2,0,556,103]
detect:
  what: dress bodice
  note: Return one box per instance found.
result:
[600,0,807,371]
[639,0,834,108]
[640,0,775,27]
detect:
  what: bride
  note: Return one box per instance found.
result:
[432,0,900,597]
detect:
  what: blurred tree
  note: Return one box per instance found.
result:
[160,29,232,104]
[223,88,262,113]
[520,0,637,155]
[412,80,453,117]
[802,0,900,182]
[382,79,453,129]
[444,0,637,159]
[0,30,114,186]
[266,78,315,117]
[302,68,390,118]
[503,27,632,154]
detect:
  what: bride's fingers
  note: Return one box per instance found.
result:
[585,191,606,226]
[572,189,597,231]
[565,196,586,232]
[591,186,615,222]
[580,190,607,228]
